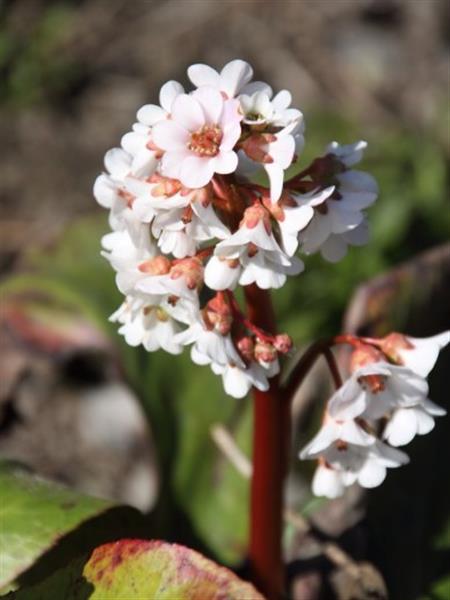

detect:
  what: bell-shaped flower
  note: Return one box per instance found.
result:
[111,296,185,355]
[383,399,446,447]
[380,331,450,378]
[328,362,430,421]
[300,417,409,497]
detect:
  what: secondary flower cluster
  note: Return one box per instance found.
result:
[300,331,449,498]
[94,59,378,398]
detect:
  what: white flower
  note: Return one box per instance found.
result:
[383,400,446,447]
[240,89,303,129]
[298,141,378,261]
[101,229,157,295]
[318,218,370,263]
[300,417,409,497]
[187,59,268,99]
[211,203,303,290]
[327,140,368,167]
[204,256,242,291]
[152,87,242,188]
[94,148,137,231]
[121,81,185,175]
[211,361,270,399]
[277,187,335,256]
[328,362,430,421]
[136,257,203,304]
[389,331,450,378]
[111,297,185,355]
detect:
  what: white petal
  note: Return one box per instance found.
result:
[104,147,131,178]
[383,408,419,446]
[399,331,450,378]
[188,64,220,89]
[264,163,284,203]
[171,94,205,131]
[194,86,224,124]
[312,465,346,498]
[210,151,238,175]
[159,80,184,113]
[320,235,348,263]
[137,104,166,126]
[204,256,241,290]
[220,59,253,98]
[357,462,386,489]
[152,120,189,151]
[179,156,214,188]
[299,423,338,459]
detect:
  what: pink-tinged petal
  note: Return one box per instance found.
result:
[137,104,166,126]
[159,80,184,113]
[194,87,224,124]
[221,121,241,152]
[160,149,190,178]
[188,64,221,89]
[220,60,253,98]
[264,163,284,203]
[179,156,214,188]
[171,94,205,131]
[152,120,189,151]
[272,89,291,111]
[210,151,238,175]
[104,148,131,178]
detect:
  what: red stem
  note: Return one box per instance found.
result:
[244,284,287,599]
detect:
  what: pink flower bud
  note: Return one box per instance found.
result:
[138,255,171,275]
[273,333,292,354]
[237,336,255,362]
[254,339,277,363]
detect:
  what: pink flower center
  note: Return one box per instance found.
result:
[188,125,222,157]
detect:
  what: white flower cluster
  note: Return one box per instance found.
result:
[300,332,449,498]
[94,59,378,398]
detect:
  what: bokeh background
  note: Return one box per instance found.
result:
[1,1,449,599]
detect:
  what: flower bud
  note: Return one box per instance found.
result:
[138,255,171,275]
[273,333,293,354]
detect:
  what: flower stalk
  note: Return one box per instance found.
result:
[244,284,288,599]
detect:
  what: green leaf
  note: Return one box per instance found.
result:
[9,540,263,599]
[0,462,115,589]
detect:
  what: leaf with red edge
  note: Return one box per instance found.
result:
[84,540,263,599]
[9,540,264,599]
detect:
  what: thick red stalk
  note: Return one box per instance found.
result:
[244,284,288,599]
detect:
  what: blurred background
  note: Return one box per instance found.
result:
[0,1,449,599]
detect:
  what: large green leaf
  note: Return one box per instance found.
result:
[0,462,116,588]
[8,540,263,599]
